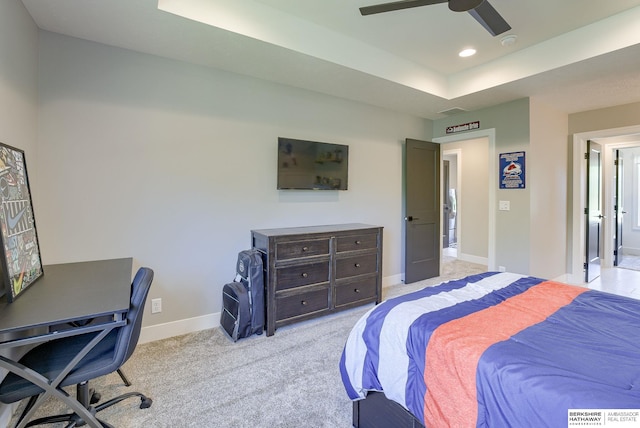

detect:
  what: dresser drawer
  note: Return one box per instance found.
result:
[276,287,330,321]
[335,277,378,307]
[275,261,330,291]
[336,233,378,253]
[336,254,378,279]
[252,224,382,336]
[276,238,330,260]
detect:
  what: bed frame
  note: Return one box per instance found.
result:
[352,392,425,428]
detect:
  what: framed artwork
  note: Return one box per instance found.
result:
[499,151,526,189]
[0,142,44,302]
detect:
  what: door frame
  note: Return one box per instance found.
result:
[585,140,603,282]
[442,151,461,253]
[570,125,640,284]
[434,128,496,270]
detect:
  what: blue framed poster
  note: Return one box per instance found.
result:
[499,151,525,189]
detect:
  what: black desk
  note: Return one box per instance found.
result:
[0,258,133,428]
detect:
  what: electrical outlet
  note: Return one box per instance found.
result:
[498,266,506,272]
[151,298,162,313]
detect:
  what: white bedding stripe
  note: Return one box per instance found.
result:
[343,304,378,399]
[349,272,526,408]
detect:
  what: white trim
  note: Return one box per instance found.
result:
[442,148,462,263]
[570,134,588,284]
[138,273,404,343]
[383,273,403,287]
[434,129,496,270]
[139,313,218,344]
[634,156,640,229]
[457,252,488,266]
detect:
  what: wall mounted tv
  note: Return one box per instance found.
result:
[277,137,349,190]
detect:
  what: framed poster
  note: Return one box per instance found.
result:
[0,142,44,302]
[499,151,526,189]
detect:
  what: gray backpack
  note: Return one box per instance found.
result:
[220,249,264,341]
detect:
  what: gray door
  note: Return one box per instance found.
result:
[404,139,440,283]
[614,150,624,266]
[585,140,603,282]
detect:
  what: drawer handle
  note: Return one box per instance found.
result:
[301,300,308,306]
[355,240,361,245]
[302,246,309,252]
[354,263,361,268]
[354,288,360,293]
[301,272,308,278]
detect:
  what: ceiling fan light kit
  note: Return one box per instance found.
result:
[360,0,511,36]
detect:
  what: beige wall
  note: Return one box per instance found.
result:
[34,31,432,334]
[529,98,569,279]
[569,101,640,134]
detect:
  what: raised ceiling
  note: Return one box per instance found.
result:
[21,0,640,119]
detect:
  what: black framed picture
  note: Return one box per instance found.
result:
[0,142,44,302]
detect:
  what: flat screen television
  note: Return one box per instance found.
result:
[277,137,348,190]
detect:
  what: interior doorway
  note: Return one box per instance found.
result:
[609,146,640,272]
[571,126,640,283]
[434,129,495,270]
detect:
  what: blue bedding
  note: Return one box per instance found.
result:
[339,272,640,427]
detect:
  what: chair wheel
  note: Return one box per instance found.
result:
[140,397,152,409]
[90,392,101,404]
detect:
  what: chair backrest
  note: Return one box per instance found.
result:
[114,267,154,366]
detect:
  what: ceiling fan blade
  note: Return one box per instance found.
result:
[468,0,511,36]
[360,0,446,16]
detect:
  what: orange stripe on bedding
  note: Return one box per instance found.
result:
[422,281,586,428]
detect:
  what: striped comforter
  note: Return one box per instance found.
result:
[339,272,640,427]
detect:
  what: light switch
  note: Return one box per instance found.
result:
[499,200,510,211]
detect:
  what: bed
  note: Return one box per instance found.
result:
[339,272,640,427]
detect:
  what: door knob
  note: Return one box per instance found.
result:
[405,216,419,221]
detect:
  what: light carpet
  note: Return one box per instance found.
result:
[10,258,486,428]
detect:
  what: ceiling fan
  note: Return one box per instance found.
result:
[359,0,511,37]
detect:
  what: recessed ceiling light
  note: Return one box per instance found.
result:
[459,48,476,58]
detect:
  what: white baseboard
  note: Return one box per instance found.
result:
[139,313,219,344]
[139,273,404,344]
[623,246,640,256]
[382,273,402,288]
[457,252,488,266]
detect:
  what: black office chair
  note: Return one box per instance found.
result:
[0,267,154,428]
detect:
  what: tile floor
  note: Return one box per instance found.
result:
[617,254,640,271]
[443,248,640,300]
[588,266,640,299]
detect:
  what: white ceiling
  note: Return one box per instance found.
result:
[21,0,640,119]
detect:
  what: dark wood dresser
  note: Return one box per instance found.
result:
[251,224,383,336]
